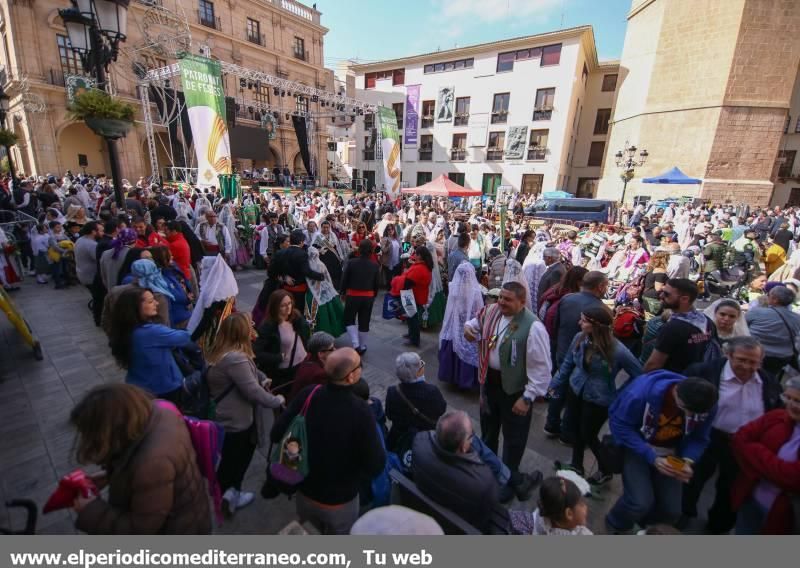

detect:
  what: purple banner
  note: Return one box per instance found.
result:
[404,84,420,146]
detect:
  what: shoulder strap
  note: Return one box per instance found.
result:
[300,384,323,417]
[770,307,798,355]
[395,384,437,427]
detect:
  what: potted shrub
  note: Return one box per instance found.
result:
[67,89,135,140]
[0,129,17,147]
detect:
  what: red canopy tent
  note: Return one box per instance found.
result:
[400,174,482,197]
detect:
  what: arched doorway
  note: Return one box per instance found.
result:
[58,122,107,176]
[293,152,306,175]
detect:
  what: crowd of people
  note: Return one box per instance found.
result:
[1,171,799,536]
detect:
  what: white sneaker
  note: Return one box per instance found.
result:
[222,488,239,516]
[235,491,255,510]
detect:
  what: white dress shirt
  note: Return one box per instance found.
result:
[465,311,552,400]
[713,361,765,434]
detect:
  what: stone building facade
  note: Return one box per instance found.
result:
[596,0,800,207]
[0,0,334,184]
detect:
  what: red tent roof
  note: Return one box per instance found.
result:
[401,174,482,197]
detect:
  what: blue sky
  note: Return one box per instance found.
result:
[317,0,631,68]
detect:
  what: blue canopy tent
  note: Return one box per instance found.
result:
[642,166,702,185]
[542,190,573,198]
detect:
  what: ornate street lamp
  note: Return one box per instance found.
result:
[59,0,130,208]
[615,141,649,205]
[0,87,17,193]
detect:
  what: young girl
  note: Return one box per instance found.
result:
[31,224,51,284]
[510,474,593,535]
[549,305,642,485]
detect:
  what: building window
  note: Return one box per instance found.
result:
[594,108,611,135]
[454,97,470,126]
[417,171,433,186]
[497,52,515,73]
[533,88,555,120]
[482,173,502,195]
[778,150,796,178]
[364,73,376,89]
[527,129,548,160]
[785,115,791,134]
[364,113,375,129]
[293,36,305,60]
[451,133,467,161]
[541,44,562,66]
[491,93,510,124]
[421,100,435,128]
[56,34,82,77]
[582,63,588,85]
[796,117,800,133]
[602,74,618,92]
[393,69,405,86]
[487,131,505,161]
[588,141,606,167]
[254,83,270,106]
[448,172,465,186]
[392,103,403,129]
[198,0,217,29]
[296,95,308,114]
[363,136,375,161]
[424,58,474,74]
[419,134,433,161]
[246,18,262,45]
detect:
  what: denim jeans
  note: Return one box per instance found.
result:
[471,435,511,486]
[606,449,682,532]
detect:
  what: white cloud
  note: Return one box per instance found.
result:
[438,0,564,24]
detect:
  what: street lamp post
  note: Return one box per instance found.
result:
[59,0,129,208]
[614,140,649,206]
[0,88,17,195]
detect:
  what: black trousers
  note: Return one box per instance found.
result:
[217,423,257,493]
[343,295,374,332]
[480,370,532,475]
[406,312,421,346]
[565,387,610,474]
[87,279,106,326]
[681,428,738,533]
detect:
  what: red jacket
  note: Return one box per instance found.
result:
[732,409,800,534]
[403,262,432,306]
[135,230,167,249]
[166,232,192,279]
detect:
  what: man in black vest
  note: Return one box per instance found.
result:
[270,229,324,309]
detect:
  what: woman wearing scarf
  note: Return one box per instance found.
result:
[148,247,194,329]
[187,255,239,352]
[304,247,345,337]
[99,228,137,290]
[438,262,483,389]
[220,201,250,269]
[503,258,532,310]
[422,240,446,329]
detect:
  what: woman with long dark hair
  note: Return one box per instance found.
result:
[253,289,310,395]
[109,287,193,402]
[548,305,642,486]
[538,266,589,347]
[400,245,433,347]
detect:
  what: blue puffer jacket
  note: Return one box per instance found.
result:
[549,333,643,407]
[608,370,716,465]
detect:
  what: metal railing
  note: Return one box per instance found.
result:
[450,148,466,161]
[527,147,547,160]
[197,11,222,31]
[279,0,316,23]
[487,148,504,161]
[419,148,433,161]
[490,111,508,124]
[454,113,469,126]
[421,115,434,128]
[533,108,553,121]
[247,32,266,46]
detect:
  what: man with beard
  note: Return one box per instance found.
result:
[643,278,716,374]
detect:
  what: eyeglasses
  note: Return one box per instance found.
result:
[419,360,426,371]
[780,393,800,406]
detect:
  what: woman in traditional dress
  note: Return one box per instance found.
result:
[187,255,239,352]
[219,201,250,269]
[422,240,446,329]
[437,263,483,389]
[304,247,345,337]
[312,220,344,289]
[503,258,532,310]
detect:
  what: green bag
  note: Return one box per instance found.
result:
[268,384,321,489]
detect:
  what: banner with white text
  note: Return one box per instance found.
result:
[378,106,402,199]
[179,55,232,188]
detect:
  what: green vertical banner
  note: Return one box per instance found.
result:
[179,55,232,188]
[378,106,402,200]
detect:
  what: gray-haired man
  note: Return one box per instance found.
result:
[536,247,565,307]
